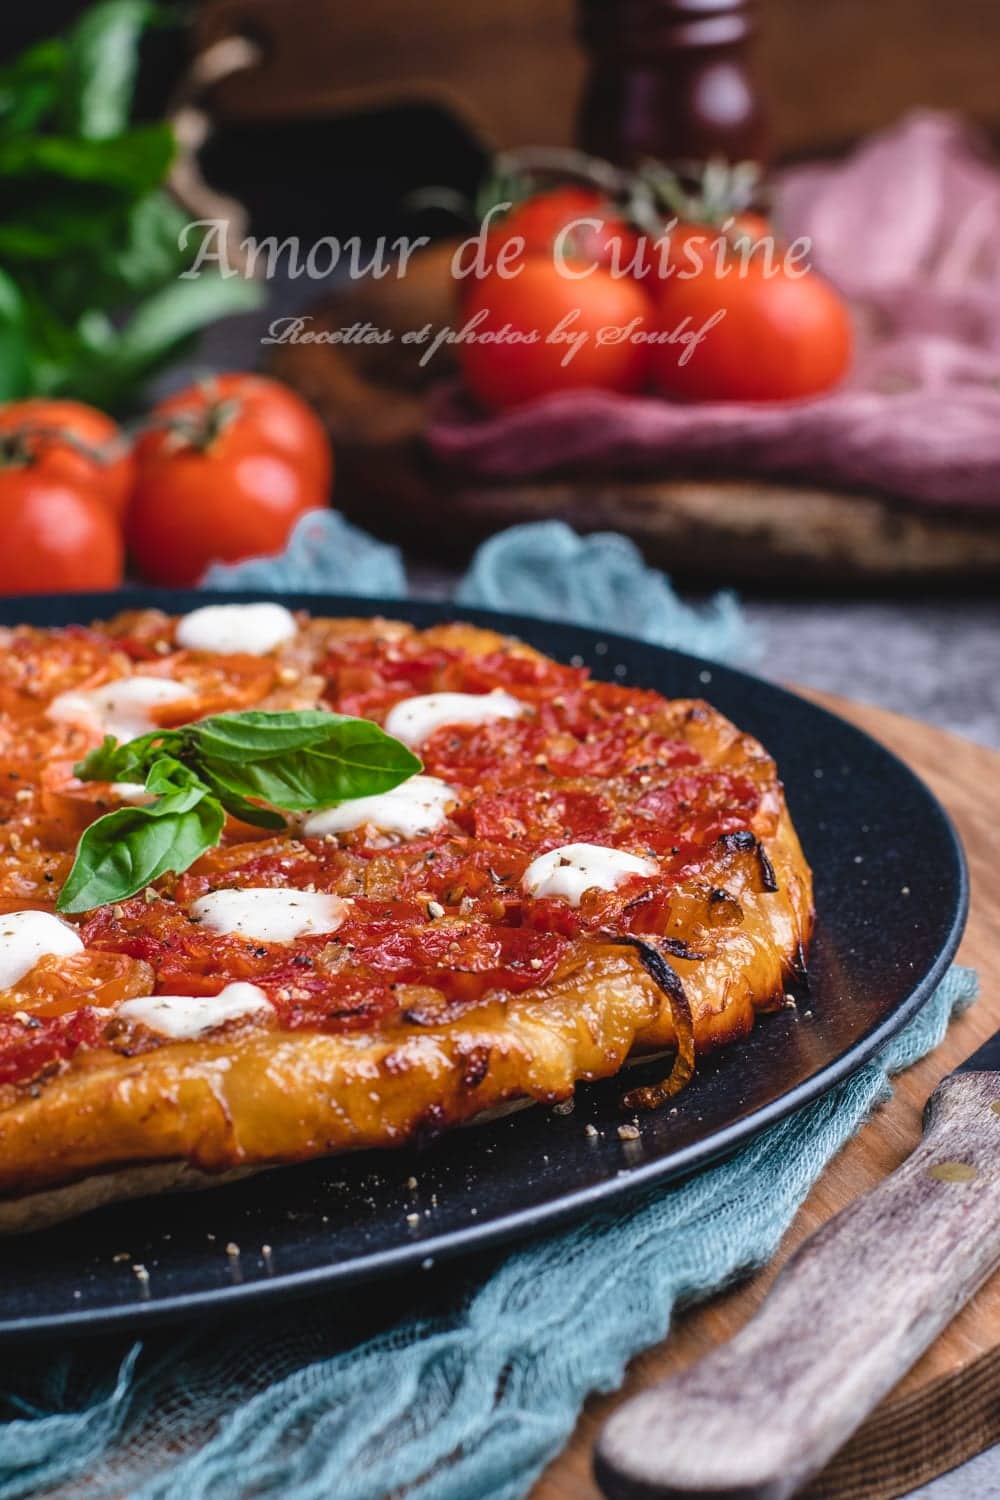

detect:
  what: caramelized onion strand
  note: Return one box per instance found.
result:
[600,933,696,1109]
[755,840,780,893]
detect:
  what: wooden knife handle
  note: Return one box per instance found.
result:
[595,1071,1000,1500]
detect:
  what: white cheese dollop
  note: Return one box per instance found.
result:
[303,774,456,839]
[110,781,155,805]
[175,602,297,655]
[189,888,349,942]
[48,677,192,743]
[0,910,84,991]
[521,844,658,907]
[117,982,272,1040]
[384,690,525,747]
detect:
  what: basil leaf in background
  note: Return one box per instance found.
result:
[0,124,175,193]
[0,267,29,399]
[0,40,66,137]
[0,5,263,409]
[0,190,188,286]
[109,191,191,292]
[57,793,224,913]
[98,273,264,388]
[62,0,157,141]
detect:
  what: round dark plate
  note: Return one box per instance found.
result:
[0,591,968,1343]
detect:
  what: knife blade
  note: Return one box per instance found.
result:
[595,1029,1000,1500]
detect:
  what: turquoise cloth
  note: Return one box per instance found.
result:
[203,513,751,664]
[0,517,975,1500]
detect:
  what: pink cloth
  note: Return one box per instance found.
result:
[427,113,1000,509]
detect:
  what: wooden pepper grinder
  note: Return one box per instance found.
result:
[576,0,767,169]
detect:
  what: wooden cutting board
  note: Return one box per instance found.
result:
[533,692,999,1500]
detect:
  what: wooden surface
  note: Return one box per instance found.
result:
[269,269,1000,588]
[532,693,1000,1500]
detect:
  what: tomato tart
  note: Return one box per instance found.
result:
[0,603,812,1232]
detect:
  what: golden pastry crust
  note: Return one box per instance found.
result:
[0,614,812,1229]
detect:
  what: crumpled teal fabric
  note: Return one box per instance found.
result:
[0,514,975,1499]
[201,511,407,598]
[456,523,748,662]
[203,512,750,664]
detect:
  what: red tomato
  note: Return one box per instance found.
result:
[646,212,772,282]
[128,375,331,586]
[458,259,653,412]
[0,400,134,521]
[0,468,123,595]
[471,187,642,281]
[649,254,852,403]
[151,375,333,496]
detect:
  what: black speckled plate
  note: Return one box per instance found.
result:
[0,592,968,1343]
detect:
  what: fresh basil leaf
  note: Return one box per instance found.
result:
[197,764,287,831]
[63,0,158,141]
[74,728,183,784]
[192,711,352,762]
[139,782,207,817]
[199,721,421,811]
[57,793,224,913]
[64,709,420,905]
[74,734,139,783]
[142,755,205,800]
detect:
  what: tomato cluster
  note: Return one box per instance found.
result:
[455,187,853,411]
[0,375,334,595]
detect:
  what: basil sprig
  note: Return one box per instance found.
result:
[56,710,421,913]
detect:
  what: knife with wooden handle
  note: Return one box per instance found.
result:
[594,1030,1000,1500]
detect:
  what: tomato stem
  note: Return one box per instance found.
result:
[0,424,113,470]
[147,397,241,455]
[640,157,766,229]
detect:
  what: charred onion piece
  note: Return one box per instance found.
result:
[791,939,810,992]
[756,840,779,892]
[600,933,696,1109]
[719,827,779,893]
[658,935,708,961]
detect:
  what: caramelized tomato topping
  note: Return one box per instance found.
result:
[0,1008,109,1088]
[0,615,772,1086]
